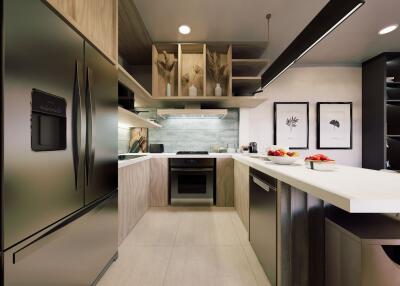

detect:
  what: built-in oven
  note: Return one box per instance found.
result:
[169,158,215,205]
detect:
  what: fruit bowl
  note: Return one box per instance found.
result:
[267,155,298,165]
[267,149,299,165]
[305,160,336,171]
[305,154,336,171]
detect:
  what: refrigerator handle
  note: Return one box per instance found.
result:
[85,67,95,186]
[72,61,81,190]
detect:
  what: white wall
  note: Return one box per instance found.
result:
[240,66,362,167]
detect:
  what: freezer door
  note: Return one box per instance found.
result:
[84,43,118,205]
[3,0,85,248]
[4,192,118,286]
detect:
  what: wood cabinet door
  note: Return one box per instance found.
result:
[216,158,234,207]
[150,158,169,207]
[234,160,250,231]
[47,0,117,62]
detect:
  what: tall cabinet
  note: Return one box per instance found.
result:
[362,52,400,170]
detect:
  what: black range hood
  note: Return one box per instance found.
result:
[261,0,365,88]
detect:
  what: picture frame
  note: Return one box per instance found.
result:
[317,102,352,149]
[274,102,309,149]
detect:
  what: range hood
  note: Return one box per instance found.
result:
[157,108,228,119]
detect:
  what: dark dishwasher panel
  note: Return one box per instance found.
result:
[249,168,277,286]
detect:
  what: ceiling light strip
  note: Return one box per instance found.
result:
[261,0,365,89]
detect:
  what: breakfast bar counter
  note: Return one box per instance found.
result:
[233,155,400,213]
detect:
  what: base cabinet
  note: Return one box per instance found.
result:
[150,158,169,206]
[118,160,150,244]
[234,160,250,231]
[326,215,400,286]
[216,158,234,207]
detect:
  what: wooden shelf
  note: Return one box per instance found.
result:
[118,64,154,108]
[231,43,267,59]
[232,59,269,77]
[151,95,267,108]
[232,76,261,96]
[387,135,400,138]
[118,106,161,128]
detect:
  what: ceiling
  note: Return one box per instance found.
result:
[133,0,328,63]
[298,0,400,65]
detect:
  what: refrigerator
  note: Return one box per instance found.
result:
[1,0,118,285]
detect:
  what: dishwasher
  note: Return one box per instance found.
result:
[249,168,277,286]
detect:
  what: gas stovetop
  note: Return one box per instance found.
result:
[176,151,209,155]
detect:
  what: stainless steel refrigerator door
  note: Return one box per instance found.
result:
[84,43,117,205]
[4,192,118,286]
[3,0,85,249]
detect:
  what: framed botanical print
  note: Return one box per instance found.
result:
[274,102,309,149]
[317,102,352,149]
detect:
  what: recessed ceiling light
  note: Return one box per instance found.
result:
[178,25,191,35]
[378,24,399,35]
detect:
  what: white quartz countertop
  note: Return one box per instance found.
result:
[233,155,400,213]
[117,153,237,168]
[118,153,400,213]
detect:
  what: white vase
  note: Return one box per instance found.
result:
[166,82,171,97]
[215,83,222,97]
[189,84,197,97]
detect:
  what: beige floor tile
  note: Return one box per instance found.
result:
[97,245,172,286]
[241,241,272,286]
[163,245,258,286]
[174,208,240,246]
[230,210,272,286]
[230,211,250,245]
[124,207,181,246]
[98,207,270,286]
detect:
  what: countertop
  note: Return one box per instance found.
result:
[118,153,400,213]
[118,153,238,168]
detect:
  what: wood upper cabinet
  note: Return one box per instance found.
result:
[216,158,234,207]
[47,0,117,63]
[150,158,169,207]
[234,160,249,231]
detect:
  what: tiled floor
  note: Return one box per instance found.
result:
[97,207,271,286]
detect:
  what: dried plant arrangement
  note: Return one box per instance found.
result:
[181,64,203,87]
[206,50,228,84]
[156,51,176,84]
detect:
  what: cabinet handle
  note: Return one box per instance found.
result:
[253,177,272,192]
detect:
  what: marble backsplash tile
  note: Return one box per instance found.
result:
[118,126,130,154]
[149,109,239,153]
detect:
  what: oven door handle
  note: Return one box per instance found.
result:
[171,168,214,172]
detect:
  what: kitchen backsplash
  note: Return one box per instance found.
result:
[149,109,239,153]
[118,126,131,154]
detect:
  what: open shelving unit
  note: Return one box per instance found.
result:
[362,52,400,171]
[150,42,269,106]
[231,43,268,96]
[118,106,161,128]
[118,64,154,108]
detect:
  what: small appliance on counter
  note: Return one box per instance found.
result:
[149,144,164,153]
[249,142,258,153]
